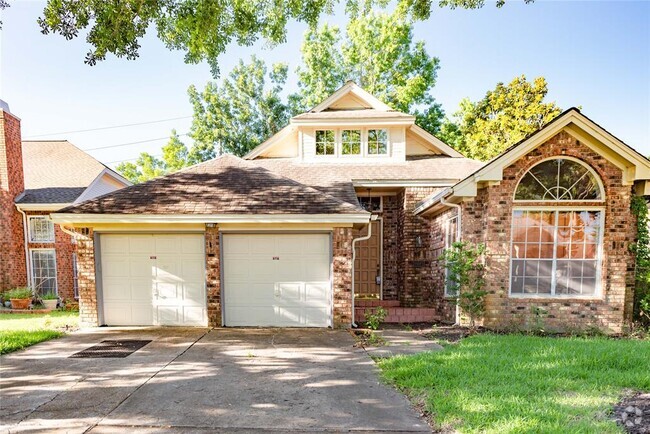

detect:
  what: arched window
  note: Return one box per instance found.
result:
[510,158,604,297]
[514,158,603,201]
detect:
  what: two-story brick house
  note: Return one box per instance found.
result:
[0,103,130,302]
[51,83,650,333]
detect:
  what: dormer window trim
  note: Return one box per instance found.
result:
[314,127,391,158]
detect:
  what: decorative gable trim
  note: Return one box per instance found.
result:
[244,125,296,159]
[310,81,392,113]
[409,124,464,158]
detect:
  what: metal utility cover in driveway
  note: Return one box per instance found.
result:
[69,340,152,358]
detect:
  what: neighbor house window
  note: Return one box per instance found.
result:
[31,249,57,295]
[510,158,604,297]
[444,215,459,296]
[315,130,335,156]
[28,216,55,243]
[367,129,388,155]
[341,130,361,155]
[358,196,382,212]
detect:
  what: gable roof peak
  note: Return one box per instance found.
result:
[309,81,393,114]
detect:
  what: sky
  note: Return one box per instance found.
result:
[0,0,648,169]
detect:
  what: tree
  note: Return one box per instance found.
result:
[23,0,530,75]
[440,75,562,161]
[188,56,290,158]
[293,10,442,129]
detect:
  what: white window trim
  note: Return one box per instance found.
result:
[513,156,606,203]
[508,206,605,299]
[28,216,55,243]
[30,248,58,295]
[444,213,459,297]
[314,128,391,159]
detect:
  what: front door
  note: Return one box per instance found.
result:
[354,220,382,299]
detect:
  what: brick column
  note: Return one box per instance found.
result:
[75,228,98,327]
[333,227,353,328]
[205,224,221,327]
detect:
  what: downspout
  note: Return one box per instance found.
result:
[15,205,32,288]
[351,214,378,327]
[440,194,462,326]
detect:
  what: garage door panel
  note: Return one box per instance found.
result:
[100,234,206,326]
[223,233,332,327]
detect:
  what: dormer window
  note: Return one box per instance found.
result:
[342,130,361,155]
[316,130,335,156]
[367,129,388,155]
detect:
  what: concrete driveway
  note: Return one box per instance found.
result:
[0,328,429,433]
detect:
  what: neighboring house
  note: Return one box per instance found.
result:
[0,104,130,301]
[50,82,650,333]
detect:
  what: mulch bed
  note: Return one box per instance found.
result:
[613,392,650,433]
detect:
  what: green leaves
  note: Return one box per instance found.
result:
[441,75,562,161]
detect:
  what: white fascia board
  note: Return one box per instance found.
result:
[413,188,452,215]
[352,180,457,188]
[50,213,372,225]
[289,118,414,127]
[244,125,295,160]
[16,203,71,212]
[409,125,464,158]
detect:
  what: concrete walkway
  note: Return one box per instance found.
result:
[0,328,429,433]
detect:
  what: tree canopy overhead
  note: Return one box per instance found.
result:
[2,0,531,76]
[439,75,562,161]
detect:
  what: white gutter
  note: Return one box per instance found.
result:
[51,213,371,225]
[351,214,378,327]
[15,205,32,288]
[440,194,462,326]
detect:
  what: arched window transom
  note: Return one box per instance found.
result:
[515,158,602,201]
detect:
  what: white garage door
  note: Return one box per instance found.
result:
[223,233,332,327]
[100,234,207,326]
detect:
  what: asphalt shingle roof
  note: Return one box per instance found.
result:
[59,155,367,215]
[17,140,110,204]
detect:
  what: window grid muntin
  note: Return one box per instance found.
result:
[29,216,55,243]
[31,249,57,295]
[514,157,604,202]
[315,129,336,156]
[341,129,362,155]
[510,208,603,297]
[367,129,388,155]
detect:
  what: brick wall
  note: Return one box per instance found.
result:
[460,131,635,333]
[381,194,401,300]
[205,225,221,327]
[74,228,98,327]
[400,187,444,309]
[0,110,27,292]
[428,207,459,322]
[333,227,353,328]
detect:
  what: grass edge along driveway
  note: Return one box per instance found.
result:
[378,333,650,433]
[0,311,79,355]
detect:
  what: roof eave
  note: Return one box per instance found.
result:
[51,213,372,225]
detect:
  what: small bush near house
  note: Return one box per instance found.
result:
[365,306,388,330]
[439,241,487,330]
[631,196,650,327]
[3,287,34,300]
[40,291,58,300]
[378,334,650,433]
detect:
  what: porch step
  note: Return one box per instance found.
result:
[355,306,436,324]
[355,299,401,308]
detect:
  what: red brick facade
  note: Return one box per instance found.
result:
[427,131,636,333]
[0,110,27,291]
[74,228,97,327]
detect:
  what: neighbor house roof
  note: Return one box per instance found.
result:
[57,154,369,217]
[252,156,485,204]
[16,140,127,204]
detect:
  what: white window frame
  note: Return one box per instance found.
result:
[313,128,391,159]
[315,129,336,156]
[30,248,58,295]
[72,252,79,299]
[341,129,362,156]
[508,206,605,298]
[513,156,606,203]
[28,216,55,243]
[444,214,459,297]
[366,128,389,157]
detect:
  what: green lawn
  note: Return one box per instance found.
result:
[378,334,650,434]
[0,311,79,355]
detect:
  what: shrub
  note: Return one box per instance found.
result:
[364,306,388,330]
[440,241,487,330]
[631,195,650,326]
[4,287,34,300]
[40,292,58,300]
